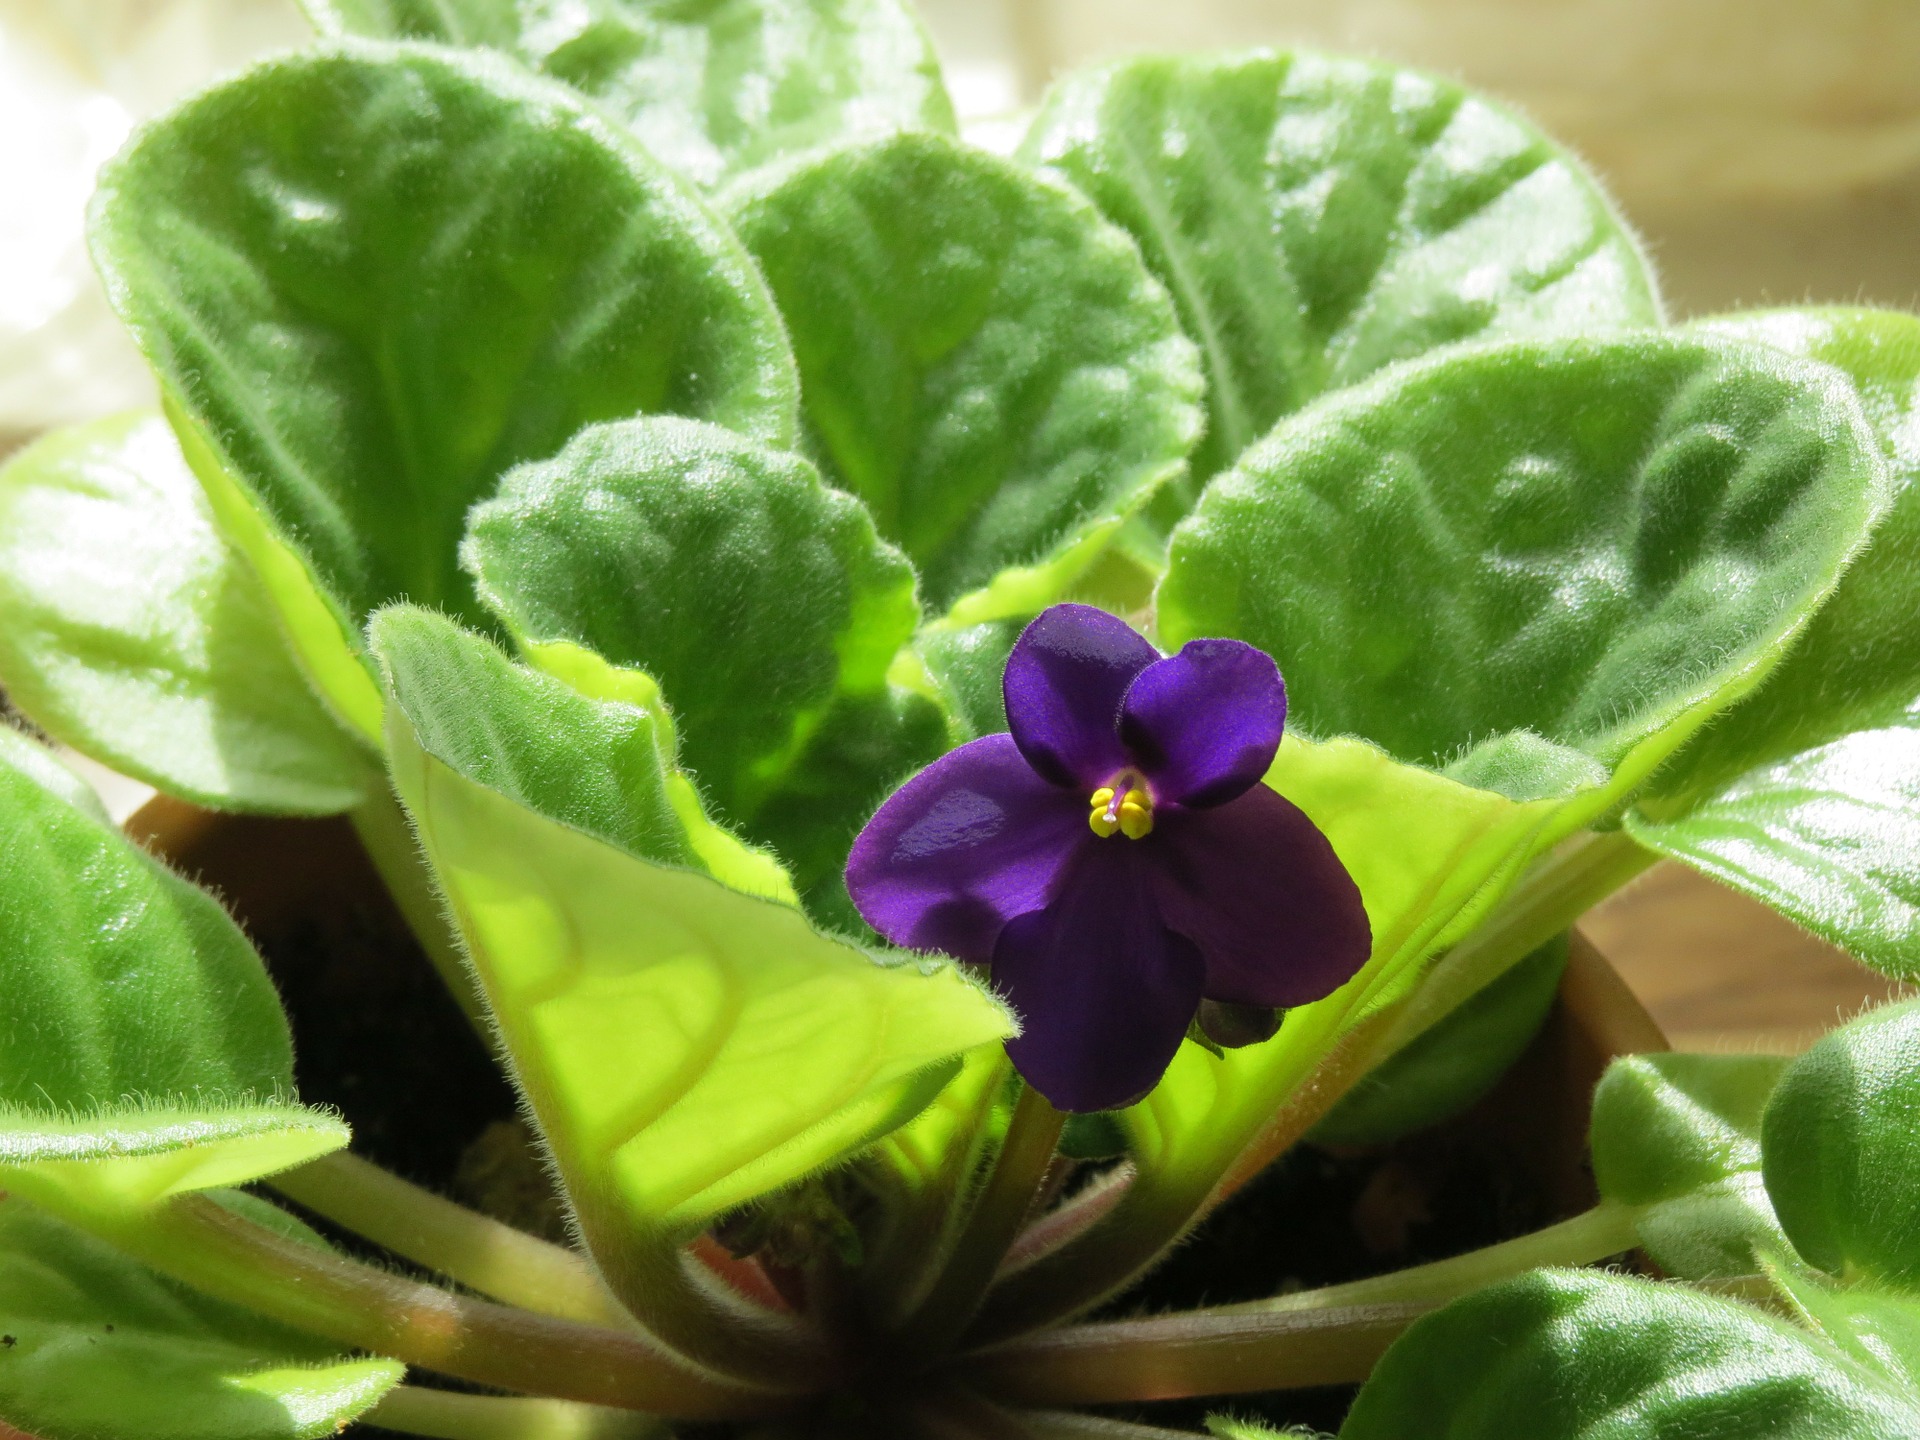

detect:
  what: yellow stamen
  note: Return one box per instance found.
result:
[1088,783,1154,839]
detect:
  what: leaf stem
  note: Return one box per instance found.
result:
[898,1083,1065,1358]
[959,1203,1642,1407]
[87,1193,796,1418]
[350,784,490,1033]
[270,1151,632,1328]
[364,1386,668,1439]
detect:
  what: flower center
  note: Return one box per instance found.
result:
[1088,774,1153,840]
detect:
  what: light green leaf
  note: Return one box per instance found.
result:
[376,609,1014,1262]
[0,725,110,824]
[0,412,372,814]
[89,39,799,723]
[1022,50,1661,494]
[1341,1269,1920,1439]
[302,0,956,191]
[1763,999,1920,1288]
[463,416,944,914]
[0,1195,399,1440]
[1590,1052,1793,1279]
[0,740,344,1213]
[1311,934,1566,1148]
[1772,1265,1920,1398]
[1160,333,1888,808]
[1628,309,1920,976]
[728,131,1203,616]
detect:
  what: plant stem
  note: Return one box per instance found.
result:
[350,784,489,1033]
[1021,1412,1226,1438]
[270,1151,631,1328]
[90,1193,794,1418]
[365,1386,668,1439]
[969,832,1656,1346]
[1001,1163,1134,1276]
[897,1083,1065,1358]
[959,1203,1643,1407]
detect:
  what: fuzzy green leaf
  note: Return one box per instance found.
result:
[463,416,944,915]
[1342,1269,1920,1439]
[89,40,798,726]
[302,0,956,190]
[0,413,372,814]
[1628,309,1920,977]
[1160,333,1888,809]
[729,131,1203,617]
[0,1196,398,1440]
[1022,50,1661,492]
[375,609,1014,1257]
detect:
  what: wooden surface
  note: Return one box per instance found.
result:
[1583,861,1908,1054]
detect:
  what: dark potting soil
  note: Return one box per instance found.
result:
[189,813,1589,1437]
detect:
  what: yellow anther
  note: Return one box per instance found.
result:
[1088,787,1120,837]
[1117,789,1154,839]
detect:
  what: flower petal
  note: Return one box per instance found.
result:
[1003,603,1159,788]
[994,840,1206,1113]
[1120,638,1286,807]
[1149,783,1371,1008]
[846,733,1087,964]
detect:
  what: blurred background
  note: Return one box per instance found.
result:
[4,0,1913,1045]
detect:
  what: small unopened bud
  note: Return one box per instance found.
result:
[1196,999,1283,1050]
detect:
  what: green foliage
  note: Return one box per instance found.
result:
[89,40,797,657]
[1629,309,1920,976]
[1341,1269,1920,1438]
[0,1197,398,1440]
[302,0,956,190]
[376,610,1015,1258]
[1160,333,1888,804]
[1022,50,1661,493]
[1311,934,1566,1148]
[1763,1000,1920,1287]
[464,417,944,915]
[729,131,1203,616]
[1590,1052,1792,1278]
[0,413,372,814]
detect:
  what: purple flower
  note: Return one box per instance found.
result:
[846,604,1371,1113]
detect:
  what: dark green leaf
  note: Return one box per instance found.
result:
[1022,51,1661,491]
[91,40,797,651]
[1764,999,1920,1287]
[463,416,943,910]
[1628,309,1920,976]
[303,0,956,190]
[0,412,373,814]
[1590,1051,1792,1279]
[729,131,1203,616]
[0,1196,398,1440]
[1341,1269,1920,1439]
[1159,333,1888,807]
[1310,934,1566,1148]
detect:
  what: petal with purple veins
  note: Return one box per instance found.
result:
[994,840,1206,1112]
[1149,783,1371,1009]
[846,733,1089,964]
[1003,603,1159,789]
[1120,638,1286,808]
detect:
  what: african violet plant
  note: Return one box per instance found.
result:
[4,0,1920,1435]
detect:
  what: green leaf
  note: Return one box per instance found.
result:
[0,726,110,824]
[0,412,372,814]
[1771,1264,1920,1397]
[463,416,944,912]
[1159,332,1889,807]
[728,131,1204,617]
[89,39,799,714]
[0,740,344,1213]
[1022,50,1661,494]
[375,609,1015,1260]
[1590,1052,1793,1279]
[303,0,956,191]
[1763,999,1920,1287]
[1341,1269,1920,1439]
[1627,309,1920,976]
[1310,934,1566,1148]
[0,1196,399,1440]
[914,617,1024,742]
